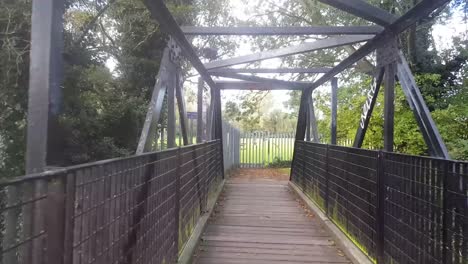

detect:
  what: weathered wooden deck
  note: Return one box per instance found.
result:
[192,169,351,264]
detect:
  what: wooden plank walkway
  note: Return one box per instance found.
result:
[192,170,351,264]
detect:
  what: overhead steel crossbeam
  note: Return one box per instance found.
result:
[204,35,374,69]
[316,0,397,26]
[208,67,332,74]
[143,0,217,93]
[181,26,383,35]
[308,0,450,92]
[295,0,451,141]
[215,81,311,91]
[211,72,311,89]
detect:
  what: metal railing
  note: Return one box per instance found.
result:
[291,140,467,264]
[0,140,223,264]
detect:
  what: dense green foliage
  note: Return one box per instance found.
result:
[0,0,194,178]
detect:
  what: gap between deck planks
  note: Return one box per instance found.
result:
[192,169,351,264]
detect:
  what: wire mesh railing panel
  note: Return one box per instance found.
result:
[327,145,378,259]
[0,140,223,264]
[0,175,55,264]
[383,153,445,264]
[178,141,222,251]
[291,140,468,264]
[445,162,468,264]
[291,141,328,210]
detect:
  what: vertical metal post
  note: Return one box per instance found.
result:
[45,176,67,264]
[325,144,330,215]
[212,87,225,178]
[441,161,450,263]
[305,99,311,142]
[376,151,386,263]
[331,78,338,145]
[26,0,65,173]
[63,173,76,264]
[294,91,309,141]
[167,71,176,148]
[309,97,319,143]
[197,77,204,143]
[25,2,65,264]
[174,148,181,259]
[175,70,189,146]
[384,63,396,152]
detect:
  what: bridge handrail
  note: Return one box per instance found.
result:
[0,140,223,264]
[291,140,468,264]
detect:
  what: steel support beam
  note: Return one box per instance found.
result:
[330,78,338,145]
[175,70,189,146]
[26,0,65,173]
[143,0,218,96]
[167,71,176,148]
[215,81,310,91]
[204,35,373,70]
[306,102,311,141]
[211,72,311,89]
[136,48,172,154]
[307,0,450,93]
[196,78,204,143]
[309,97,319,143]
[208,67,332,74]
[181,26,383,35]
[384,63,396,152]
[317,0,397,26]
[206,101,214,140]
[295,0,451,138]
[353,68,385,148]
[24,3,65,264]
[213,86,225,178]
[397,53,450,158]
[295,91,310,141]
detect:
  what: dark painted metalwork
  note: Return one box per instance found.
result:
[175,70,189,145]
[291,141,468,264]
[167,71,176,148]
[306,101,311,142]
[208,67,332,74]
[26,0,65,173]
[197,78,204,143]
[384,63,396,152]
[295,91,309,141]
[309,97,319,143]
[136,48,172,154]
[353,68,385,148]
[0,141,224,264]
[306,0,451,93]
[181,26,383,35]
[204,35,373,70]
[376,151,385,264]
[212,88,225,178]
[211,72,311,89]
[396,53,450,158]
[215,80,310,90]
[316,0,397,26]
[143,0,218,92]
[330,78,338,145]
